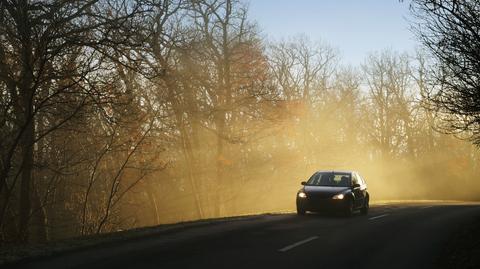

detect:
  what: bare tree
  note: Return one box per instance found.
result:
[0,0,145,242]
[362,50,413,159]
[410,0,480,146]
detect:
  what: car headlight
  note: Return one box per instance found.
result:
[298,192,307,198]
[332,193,345,200]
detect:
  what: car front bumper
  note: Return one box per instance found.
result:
[296,197,349,212]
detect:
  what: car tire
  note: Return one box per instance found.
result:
[360,197,369,215]
[297,205,306,215]
[344,199,354,217]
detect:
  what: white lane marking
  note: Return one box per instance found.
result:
[421,206,434,209]
[278,236,319,252]
[369,214,389,220]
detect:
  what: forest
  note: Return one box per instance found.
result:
[1,0,479,245]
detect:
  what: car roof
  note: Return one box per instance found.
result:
[315,170,356,174]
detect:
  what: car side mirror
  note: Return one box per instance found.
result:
[352,183,361,189]
[301,181,307,185]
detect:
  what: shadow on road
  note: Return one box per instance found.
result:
[297,211,367,219]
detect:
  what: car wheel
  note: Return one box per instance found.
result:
[297,205,306,215]
[344,199,354,217]
[360,197,369,215]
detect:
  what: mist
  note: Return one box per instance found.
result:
[131,41,480,227]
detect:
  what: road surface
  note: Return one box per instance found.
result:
[9,201,480,269]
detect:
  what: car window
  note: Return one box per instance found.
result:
[352,174,359,185]
[308,173,322,185]
[307,172,351,187]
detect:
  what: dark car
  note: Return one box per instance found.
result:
[296,170,369,216]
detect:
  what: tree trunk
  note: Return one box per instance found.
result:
[30,186,48,242]
[18,113,34,242]
[18,0,35,242]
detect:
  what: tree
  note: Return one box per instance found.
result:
[267,36,338,169]
[410,0,480,146]
[186,0,268,217]
[0,0,145,243]
[362,50,413,159]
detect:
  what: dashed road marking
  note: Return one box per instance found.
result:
[278,236,319,252]
[421,206,434,209]
[369,214,389,220]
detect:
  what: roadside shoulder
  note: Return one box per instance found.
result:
[0,212,290,267]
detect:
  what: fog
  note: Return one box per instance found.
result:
[142,95,480,225]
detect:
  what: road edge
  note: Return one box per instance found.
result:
[0,211,291,267]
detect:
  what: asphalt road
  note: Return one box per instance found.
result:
[10,201,480,269]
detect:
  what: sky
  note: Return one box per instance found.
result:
[248,0,418,66]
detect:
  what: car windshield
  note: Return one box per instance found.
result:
[306,172,351,187]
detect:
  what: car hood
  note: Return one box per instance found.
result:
[303,186,350,198]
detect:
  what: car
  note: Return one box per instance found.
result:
[296,170,369,216]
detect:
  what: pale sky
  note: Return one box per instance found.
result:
[248,0,418,66]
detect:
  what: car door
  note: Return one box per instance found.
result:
[352,173,364,208]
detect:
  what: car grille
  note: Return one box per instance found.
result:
[307,192,334,200]
[308,197,331,205]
